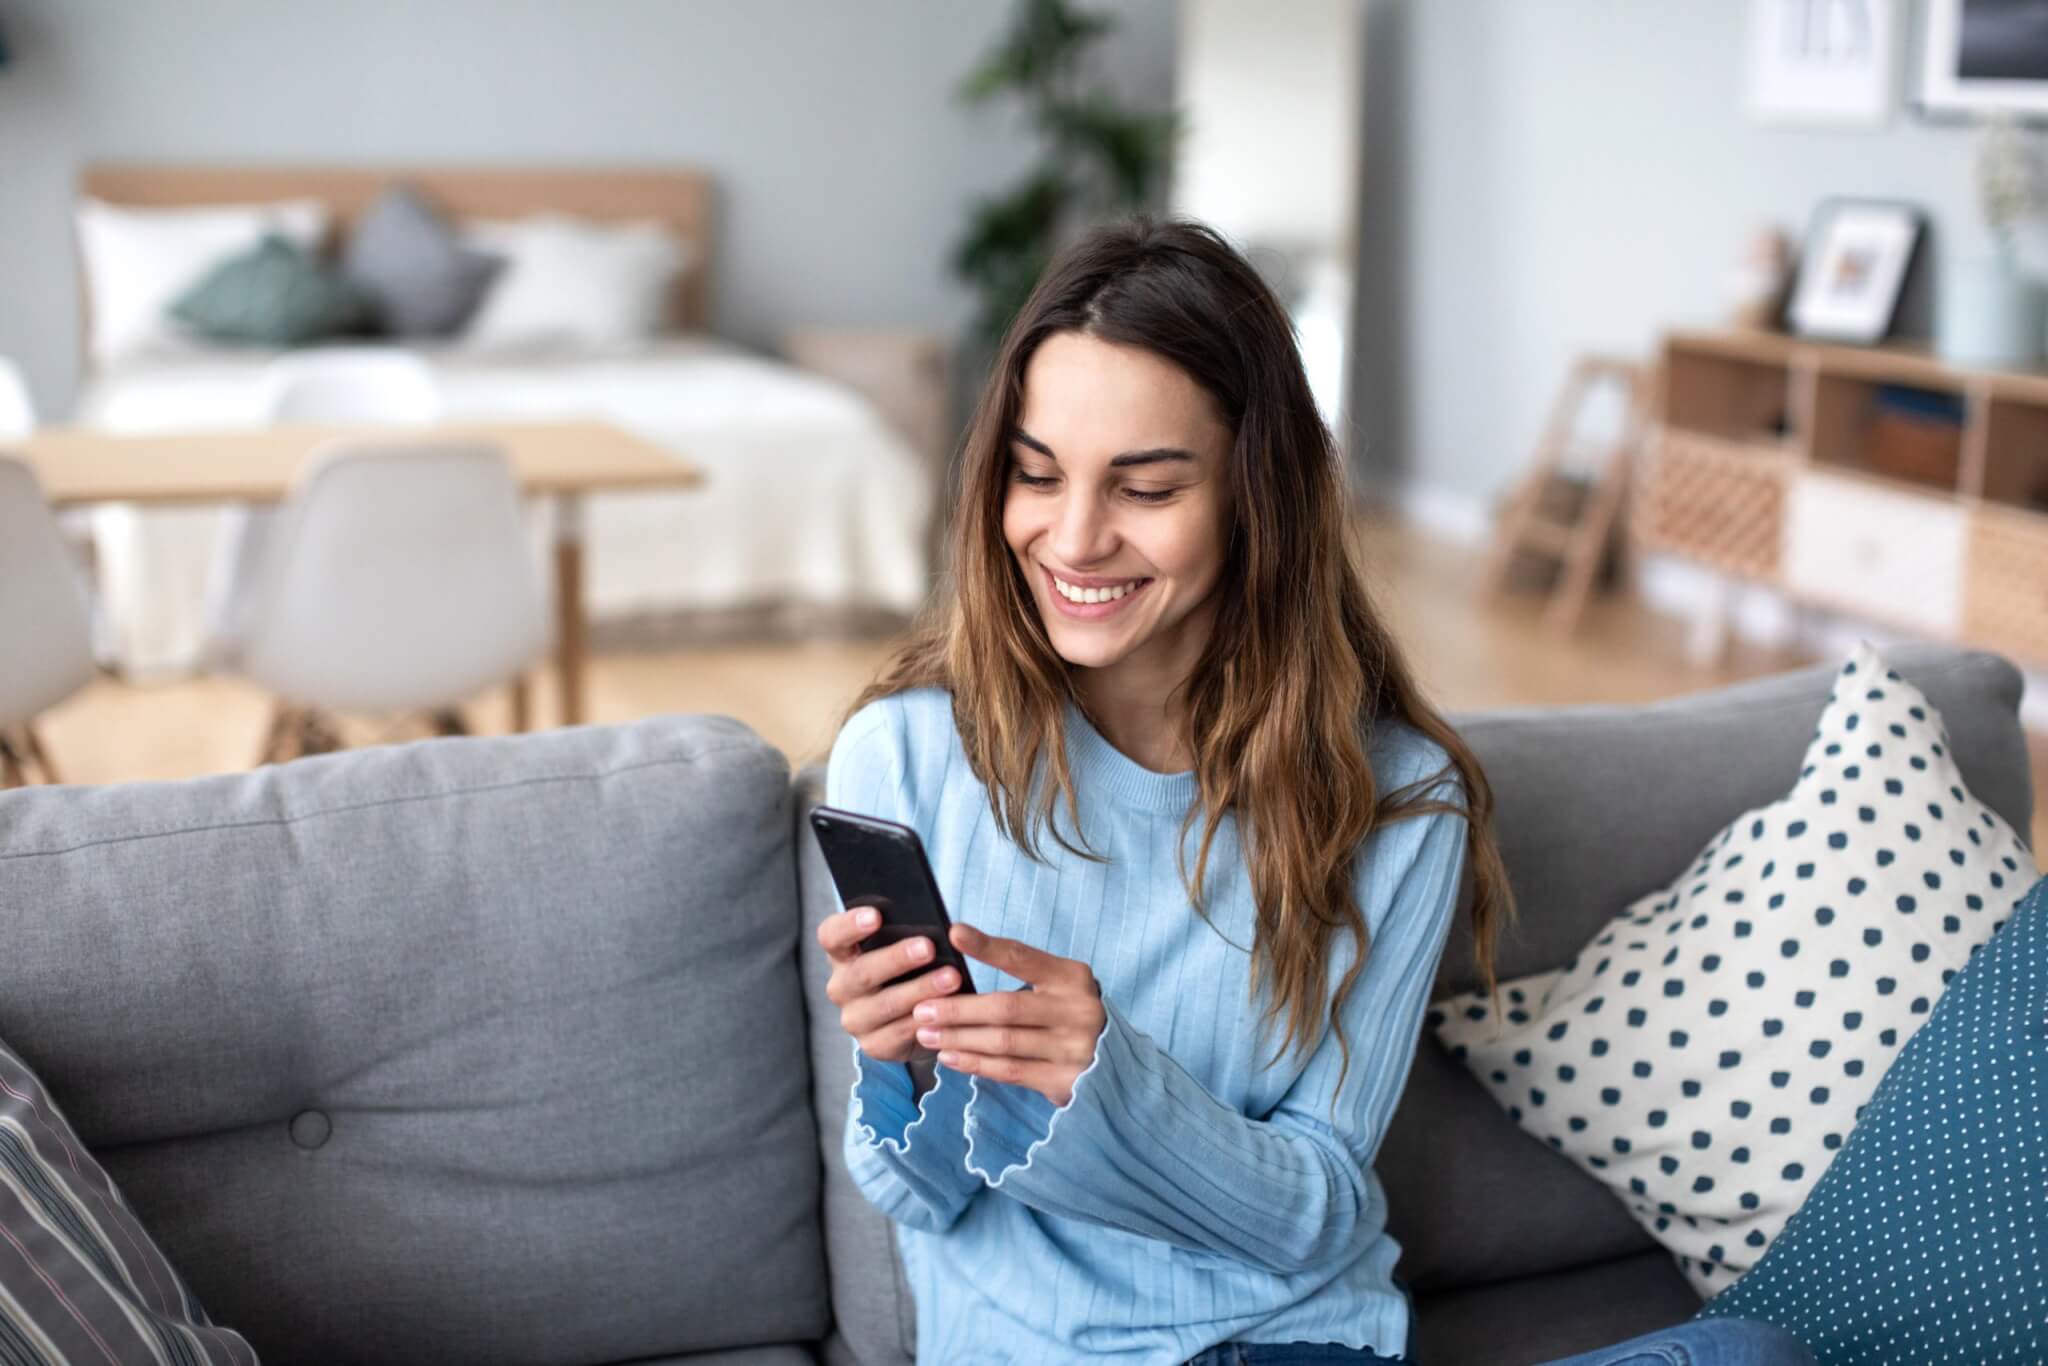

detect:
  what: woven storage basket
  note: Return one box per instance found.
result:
[1633,429,1791,580]
[1962,505,2048,670]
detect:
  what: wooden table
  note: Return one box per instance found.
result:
[13,420,704,727]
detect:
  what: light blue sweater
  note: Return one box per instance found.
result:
[827,687,1468,1366]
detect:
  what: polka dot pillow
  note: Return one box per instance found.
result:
[1696,873,2046,1361]
[1429,641,2037,1296]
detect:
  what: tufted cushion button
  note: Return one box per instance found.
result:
[288,1109,331,1150]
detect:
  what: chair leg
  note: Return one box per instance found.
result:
[19,726,60,786]
[298,710,344,757]
[509,676,531,734]
[258,704,298,766]
[0,732,25,790]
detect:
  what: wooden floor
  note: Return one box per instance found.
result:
[31,505,2048,865]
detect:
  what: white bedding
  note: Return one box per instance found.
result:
[77,335,935,679]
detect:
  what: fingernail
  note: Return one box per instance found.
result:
[858,909,879,928]
[917,1027,941,1046]
[908,938,931,960]
[915,1003,937,1023]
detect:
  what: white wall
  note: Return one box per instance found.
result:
[0,0,1175,419]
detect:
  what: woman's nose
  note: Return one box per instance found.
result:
[1050,491,1115,566]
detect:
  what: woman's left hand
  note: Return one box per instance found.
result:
[913,923,1105,1107]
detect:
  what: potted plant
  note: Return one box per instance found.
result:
[950,0,1179,354]
[1938,112,2046,370]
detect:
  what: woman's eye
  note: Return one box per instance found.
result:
[1010,469,1173,503]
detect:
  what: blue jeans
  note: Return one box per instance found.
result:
[1180,1344,1408,1365]
[1184,1317,1814,1366]
[1534,1318,1815,1366]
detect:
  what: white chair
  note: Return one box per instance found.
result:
[205,350,442,670]
[6,355,122,660]
[231,441,549,763]
[0,457,96,787]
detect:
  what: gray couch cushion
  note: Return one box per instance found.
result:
[0,717,828,1366]
[1377,644,2031,1302]
[1380,1035,1656,1294]
[1411,1247,1703,1366]
[793,766,917,1366]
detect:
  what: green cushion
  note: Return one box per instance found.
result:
[168,233,368,346]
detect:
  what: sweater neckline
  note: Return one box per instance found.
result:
[1061,696,1200,814]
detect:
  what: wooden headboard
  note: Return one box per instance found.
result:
[79,163,716,334]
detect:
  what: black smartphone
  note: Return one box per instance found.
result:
[809,804,977,994]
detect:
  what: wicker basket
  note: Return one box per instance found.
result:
[1633,429,1792,580]
[1963,506,2048,670]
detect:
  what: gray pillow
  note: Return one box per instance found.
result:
[342,183,503,336]
[168,233,368,346]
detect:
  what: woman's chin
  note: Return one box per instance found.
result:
[1043,622,1134,669]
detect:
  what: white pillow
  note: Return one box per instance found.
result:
[1430,641,2036,1298]
[457,213,690,352]
[76,197,330,365]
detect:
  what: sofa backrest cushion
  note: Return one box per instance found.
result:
[0,716,828,1366]
[793,767,919,1366]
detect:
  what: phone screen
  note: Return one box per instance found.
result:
[810,804,977,993]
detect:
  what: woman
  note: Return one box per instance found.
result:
[818,218,1813,1366]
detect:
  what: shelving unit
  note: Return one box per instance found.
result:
[1635,328,2048,670]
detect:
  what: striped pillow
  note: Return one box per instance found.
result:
[0,1040,256,1364]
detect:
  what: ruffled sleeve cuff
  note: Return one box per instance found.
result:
[961,999,1122,1190]
[848,1038,981,1208]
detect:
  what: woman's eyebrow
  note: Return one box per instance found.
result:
[1011,428,1198,469]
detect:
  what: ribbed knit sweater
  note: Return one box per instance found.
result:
[827,687,1467,1365]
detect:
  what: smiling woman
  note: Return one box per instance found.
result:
[816,217,1815,1366]
[1001,331,1233,748]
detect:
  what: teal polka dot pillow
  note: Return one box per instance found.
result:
[1698,872,2045,1363]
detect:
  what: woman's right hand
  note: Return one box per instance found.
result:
[818,908,965,1062]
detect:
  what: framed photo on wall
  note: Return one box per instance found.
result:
[1748,0,1900,127]
[1785,199,1924,344]
[1919,0,2048,119]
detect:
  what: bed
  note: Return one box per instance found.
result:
[72,165,937,679]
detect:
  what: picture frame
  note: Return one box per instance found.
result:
[1784,198,1924,344]
[1747,0,1901,128]
[1918,0,2048,120]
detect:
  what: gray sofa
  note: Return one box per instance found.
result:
[0,645,2030,1366]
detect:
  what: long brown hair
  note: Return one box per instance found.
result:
[844,216,1512,1097]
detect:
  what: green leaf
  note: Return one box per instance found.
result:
[948,0,1182,345]
[1044,98,1181,206]
[957,0,1113,104]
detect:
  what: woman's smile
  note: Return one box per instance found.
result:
[1042,565,1156,620]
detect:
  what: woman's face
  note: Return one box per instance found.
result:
[1001,331,1234,691]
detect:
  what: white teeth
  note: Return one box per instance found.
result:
[1053,574,1143,604]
